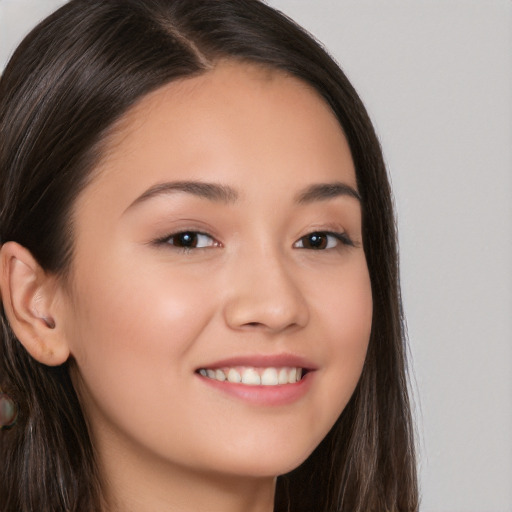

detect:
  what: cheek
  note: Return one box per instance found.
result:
[312,256,373,351]
[333,258,373,365]
[64,259,217,410]
[308,257,372,418]
[70,253,212,342]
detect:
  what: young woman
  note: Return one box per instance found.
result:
[0,1,418,511]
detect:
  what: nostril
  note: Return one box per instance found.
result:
[223,289,309,332]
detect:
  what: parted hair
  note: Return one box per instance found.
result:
[0,1,418,510]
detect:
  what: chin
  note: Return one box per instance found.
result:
[205,441,318,479]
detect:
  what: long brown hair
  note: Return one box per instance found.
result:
[0,1,418,510]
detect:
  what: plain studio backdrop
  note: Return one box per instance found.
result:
[1,1,511,511]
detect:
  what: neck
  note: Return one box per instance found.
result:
[97,439,276,512]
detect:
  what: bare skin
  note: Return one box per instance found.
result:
[0,61,372,512]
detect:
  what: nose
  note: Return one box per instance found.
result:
[222,250,310,333]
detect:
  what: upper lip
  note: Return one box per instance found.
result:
[196,353,317,371]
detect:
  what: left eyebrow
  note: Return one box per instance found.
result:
[125,180,239,212]
[295,182,361,204]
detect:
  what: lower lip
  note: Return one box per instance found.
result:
[197,372,314,406]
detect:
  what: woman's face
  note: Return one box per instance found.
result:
[62,62,372,480]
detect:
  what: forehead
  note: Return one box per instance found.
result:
[112,60,339,138]
[82,60,356,205]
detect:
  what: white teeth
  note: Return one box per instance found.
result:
[199,366,304,386]
[227,368,241,383]
[215,369,226,382]
[278,368,288,384]
[241,368,261,385]
[261,367,279,386]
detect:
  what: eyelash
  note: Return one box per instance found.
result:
[293,231,355,250]
[152,230,355,252]
[153,231,220,252]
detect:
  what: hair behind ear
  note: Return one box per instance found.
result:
[0,241,101,509]
[0,313,101,510]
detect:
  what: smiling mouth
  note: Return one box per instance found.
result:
[196,366,306,386]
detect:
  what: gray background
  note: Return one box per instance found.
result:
[1,1,511,510]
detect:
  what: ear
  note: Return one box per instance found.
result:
[0,242,70,366]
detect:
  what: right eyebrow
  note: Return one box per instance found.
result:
[124,180,239,212]
[295,182,361,204]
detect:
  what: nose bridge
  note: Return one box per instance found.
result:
[223,243,309,332]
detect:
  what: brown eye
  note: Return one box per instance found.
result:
[171,232,198,248]
[301,232,329,250]
[167,232,216,249]
[293,231,354,250]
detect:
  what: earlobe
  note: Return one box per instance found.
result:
[0,242,70,366]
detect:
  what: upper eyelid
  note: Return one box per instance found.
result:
[294,231,355,248]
